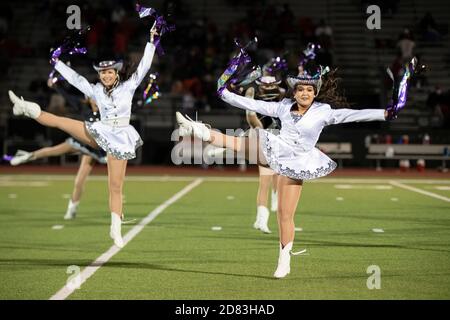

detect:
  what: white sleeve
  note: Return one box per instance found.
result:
[221,89,280,118]
[126,42,156,90]
[326,108,386,125]
[55,61,94,98]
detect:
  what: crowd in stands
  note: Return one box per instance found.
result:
[1,0,448,130]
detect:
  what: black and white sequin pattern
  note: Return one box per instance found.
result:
[260,129,337,181]
[66,137,107,163]
[290,112,303,124]
[277,161,337,180]
[85,122,143,160]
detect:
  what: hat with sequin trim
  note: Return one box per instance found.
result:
[286,66,330,96]
[93,60,123,72]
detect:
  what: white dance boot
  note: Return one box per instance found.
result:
[273,242,293,278]
[175,112,211,141]
[8,90,41,119]
[64,200,79,220]
[110,212,124,248]
[10,150,34,166]
[271,190,278,212]
[253,205,271,234]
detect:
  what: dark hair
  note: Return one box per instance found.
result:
[119,61,135,80]
[315,69,351,108]
[291,68,351,108]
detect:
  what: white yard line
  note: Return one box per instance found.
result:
[389,180,450,203]
[49,178,203,300]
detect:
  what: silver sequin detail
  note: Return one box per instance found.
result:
[85,122,143,160]
[290,112,303,124]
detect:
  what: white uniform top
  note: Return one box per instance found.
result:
[221,89,386,180]
[55,42,156,122]
[54,42,156,160]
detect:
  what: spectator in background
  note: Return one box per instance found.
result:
[315,19,333,49]
[298,16,316,44]
[315,19,334,67]
[419,12,442,42]
[28,79,51,109]
[427,86,450,128]
[397,28,415,63]
[111,5,126,25]
[86,16,107,58]
[278,3,295,34]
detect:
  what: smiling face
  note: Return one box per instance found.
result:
[98,69,118,88]
[293,84,315,109]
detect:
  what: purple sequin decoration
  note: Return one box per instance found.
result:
[48,69,64,84]
[48,28,88,83]
[136,3,157,18]
[68,47,87,55]
[50,27,89,66]
[3,155,13,162]
[217,38,257,95]
[298,43,321,67]
[153,15,176,56]
[135,4,175,56]
[143,73,159,100]
[386,57,417,120]
[266,56,288,75]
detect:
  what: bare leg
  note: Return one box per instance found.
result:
[32,142,75,160]
[107,154,128,216]
[71,155,95,202]
[208,128,267,166]
[257,167,272,207]
[64,155,96,220]
[107,154,127,248]
[35,111,98,148]
[209,130,244,152]
[253,165,274,233]
[277,175,303,246]
[272,174,278,193]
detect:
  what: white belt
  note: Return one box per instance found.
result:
[101,117,130,127]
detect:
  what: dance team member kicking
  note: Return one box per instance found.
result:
[176,56,417,278]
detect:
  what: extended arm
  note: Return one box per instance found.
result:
[221,89,280,118]
[54,61,94,98]
[126,42,156,90]
[326,108,386,125]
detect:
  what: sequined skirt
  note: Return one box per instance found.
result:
[85,121,143,160]
[65,137,107,164]
[259,129,337,181]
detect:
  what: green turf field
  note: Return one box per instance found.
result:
[0,175,449,299]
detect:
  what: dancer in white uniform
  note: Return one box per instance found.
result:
[245,76,285,233]
[9,98,106,220]
[8,26,159,248]
[176,66,396,278]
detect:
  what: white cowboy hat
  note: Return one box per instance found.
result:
[255,76,281,86]
[93,60,123,72]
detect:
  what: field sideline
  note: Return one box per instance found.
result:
[0,173,449,299]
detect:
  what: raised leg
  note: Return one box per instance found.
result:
[32,142,75,160]
[35,111,98,148]
[208,128,267,166]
